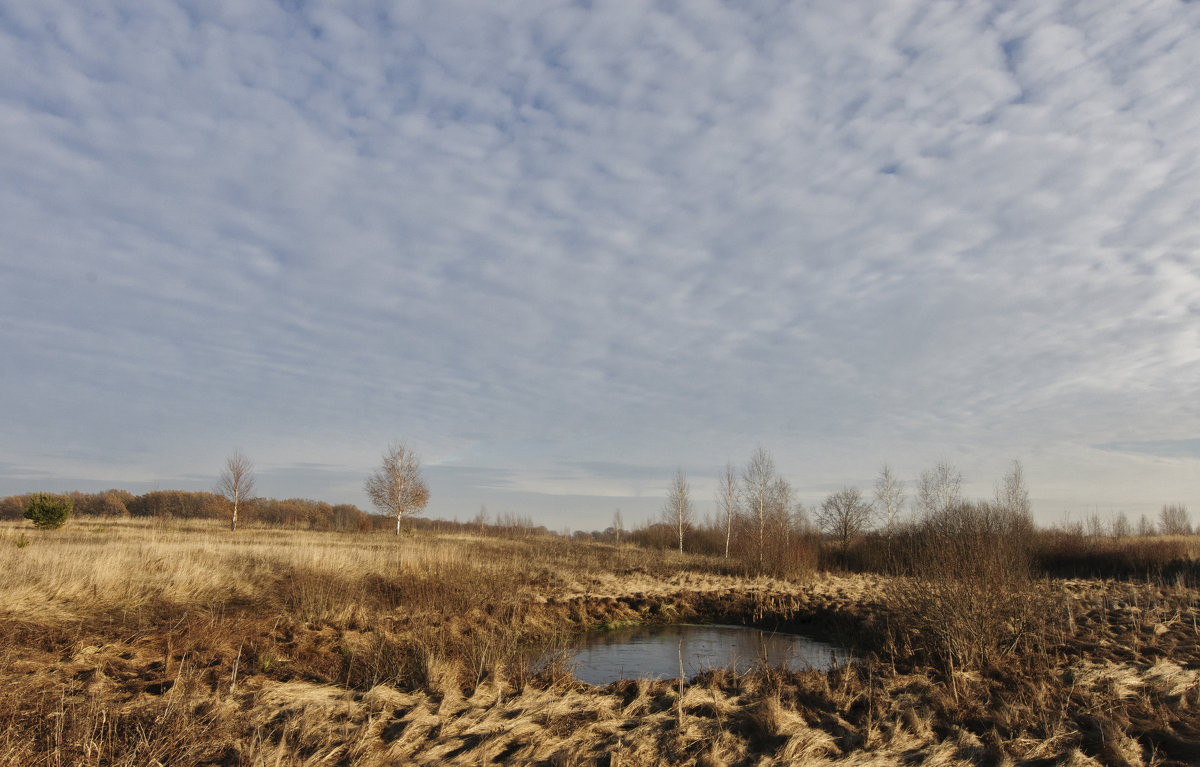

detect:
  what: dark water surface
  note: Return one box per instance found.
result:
[555,623,849,686]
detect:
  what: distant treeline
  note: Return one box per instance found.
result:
[0,489,563,538]
[0,489,382,532]
[4,485,1195,584]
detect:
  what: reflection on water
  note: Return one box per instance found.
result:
[553,623,849,686]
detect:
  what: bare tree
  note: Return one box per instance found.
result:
[769,476,794,549]
[789,501,810,537]
[472,504,488,532]
[874,463,906,534]
[217,449,256,532]
[716,462,738,559]
[1160,503,1191,536]
[916,460,963,518]
[994,459,1031,519]
[662,468,692,554]
[1137,513,1156,537]
[817,487,873,552]
[612,508,624,545]
[364,443,430,536]
[742,447,776,569]
[1111,511,1131,539]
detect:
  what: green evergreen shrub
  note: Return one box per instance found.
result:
[23,493,73,530]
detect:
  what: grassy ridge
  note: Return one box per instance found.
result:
[2,518,1200,765]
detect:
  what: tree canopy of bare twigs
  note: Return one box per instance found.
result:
[916,460,963,519]
[817,486,873,551]
[364,443,430,536]
[742,447,776,569]
[874,463,905,534]
[216,449,256,532]
[662,468,692,554]
[1111,511,1131,539]
[886,500,1045,675]
[1159,503,1191,536]
[994,459,1031,518]
[716,462,738,559]
[769,476,795,547]
[1137,513,1157,537]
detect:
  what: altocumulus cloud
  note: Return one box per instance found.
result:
[1097,439,1200,460]
[0,0,1198,528]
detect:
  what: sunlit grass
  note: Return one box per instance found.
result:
[1,517,1199,765]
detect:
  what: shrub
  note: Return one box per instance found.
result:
[23,493,73,530]
[885,501,1053,674]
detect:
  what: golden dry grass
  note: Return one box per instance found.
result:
[2,518,1200,765]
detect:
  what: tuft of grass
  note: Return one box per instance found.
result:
[598,619,640,631]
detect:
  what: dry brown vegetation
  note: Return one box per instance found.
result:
[2,517,1200,766]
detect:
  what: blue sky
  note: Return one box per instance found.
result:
[2,0,1198,531]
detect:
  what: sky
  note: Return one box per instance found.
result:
[2,0,1198,532]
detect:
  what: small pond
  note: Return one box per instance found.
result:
[548,623,850,686]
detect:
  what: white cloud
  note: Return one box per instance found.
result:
[1,0,1198,527]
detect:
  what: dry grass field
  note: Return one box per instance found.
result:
[2,518,1200,766]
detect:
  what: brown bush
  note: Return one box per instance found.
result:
[884,501,1055,674]
[1035,529,1199,582]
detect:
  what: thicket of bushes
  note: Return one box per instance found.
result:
[623,518,818,578]
[820,519,1200,583]
[587,511,1199,595]
[1034,529,1200,581]
[880,500,1049,675]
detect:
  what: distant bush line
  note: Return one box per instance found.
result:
[0,489,563,538]
[4,490,1196,584]
[615,516,1200,585]
[0,490,382,532]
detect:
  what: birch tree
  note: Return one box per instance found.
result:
[662,468,692,554]
[1137,513,1156,537]
[364,443,430,535]
[874,463,906,534]
[1111,511,1131,539]
[217,449,256,532]
[1160,503,1191,536]
[716,462,738,559]
[916,460,963,518]
[742,447,776,569]
[770,476,794,550]
[994,459,1031,519]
